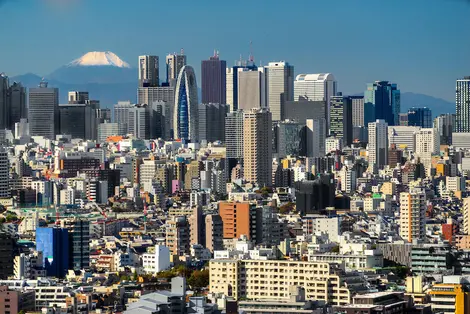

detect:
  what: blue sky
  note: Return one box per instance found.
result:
[0,0,469,101]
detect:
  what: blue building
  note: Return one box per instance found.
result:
[365,81,400,126]
[173,65,199,142]
[407,107,432,128]
[36,227,69,278]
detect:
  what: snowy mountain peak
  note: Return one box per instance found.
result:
[67,51,131,68]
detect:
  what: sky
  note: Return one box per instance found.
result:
[0,0,469,101]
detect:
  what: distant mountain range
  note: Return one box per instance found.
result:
[9,51,455,115]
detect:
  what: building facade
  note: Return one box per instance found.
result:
[29,81,59,139]
[265,62,294,121]
[201,53,226,104]
[456,77,470,132]
[174,65,199,142]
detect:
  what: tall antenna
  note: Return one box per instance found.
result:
[249,41,254,62]
[180,48,184,55]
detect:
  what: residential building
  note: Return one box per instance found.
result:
[174,65,199,142]
[368,119,388,170]
[166,216,190,257]
[219,202,256,241]
[29,81,59,139]
[351,96,367,127]
[0,148,9,199]
[265,61,294,121]
[399,189,426,242]
[205,214,224,252]
[142,245,171,274]
[201,52,226,104]
[225,110,244,160]
[0,286,35,314]
[428,283,469,314]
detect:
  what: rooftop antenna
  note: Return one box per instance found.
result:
[249,41,254,62]
[180,48,184,55]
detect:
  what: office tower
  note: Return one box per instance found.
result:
[128,104,151,139]
[113,101,133,135]
[8,82,27,130]
[205,214,223,252]
[415,128,439,155]
[365,81,400,126]
[29,81,59,139]
[68,91,89,103]
[329,95,353,146]
[61,218,90,271]
[59,100,99,140]
[174,65,199,142]
[139,55,159,87]
[435,113,455,145]
[388,144,403,167]
[166,51,187,84]
[219,202,256,240]
[166,216,190,256]
[351,96,366,127]
[265,61,294,121]
[388,126,420,152]
[284,99,327,124]
[243,108,272,187]
[0,232,14,279]
[407,107,432,128]
[138,87,175,138]
[0,75,8,130]
[199,103,228,143]
[306,119,326,158]
[226,60,257,112]
[456,77,470,132]
[225,110,244,161]
[294,73,337,123]
[295,174,335,215]
[399,189,426,242]
[238,68,266,110]
[368,119,389,170]
[0,148,9,199]
[273,120,305,158]
[201,52,226,104]
[35,227,69,278]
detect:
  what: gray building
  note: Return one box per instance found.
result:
[0,75,8,130]
[0,148,9,199]
[435,113,455,145]
[265,61,294,121]
[166,52,187,84]
[284,99,326,124]
[29,81,59,139]
[138,55,159,87]
[330,95,353,146]
[61,218,90,271]
[201,53,226,104]
[351,96,365,127]
[97,122,119,142]
[137,87,174,139]
[225,110,244,160]
[199,103,228,143]
[59,102,99,140]
[128,104,151,139]
[113,101,133,135]
[273,120,305,158]
[238,68,266,110]
[8,82,27,131]
[456,76,470,132]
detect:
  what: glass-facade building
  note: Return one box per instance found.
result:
[364,81,400,126]
[36,227,69,278]
[456,77,470,132]
[329,95,353,146]
[174,65,199,142]
[407,107,432,128]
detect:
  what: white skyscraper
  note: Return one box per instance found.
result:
[238,68,266,110]
[399,188,426,242]
[415,128,439,155]
[139,55,159,87]
[368,119,388,170]
[265,62,294,121]
[306,118,326,158]
[29,81,59,139]
[294,73,337,123]
[0,147,9,199]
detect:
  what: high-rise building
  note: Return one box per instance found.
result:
[407,107,432,128]
[273,120,305,158]
[351,96,366,127]
[166,216,190,257]
[243,108,272,187]
[238,68,266,110]
[174,65,199,142]
[0,75,8,130]
[388,126,421,152]
[59,100,99,140]
[166,51,187,84]
[61,218,90,271]
[435,113,455,145]
[415,128,439,155]
[29,81,59,139]
[284,99,327,125]
[68,91,89,103]
[201,52,226,104]
[365,81,400,126]
[8,82,27,131]
[265,62,294,121]
[137,87,174,139]
[35,227,69,278]
[219,202,256,240]
[98,122,119,142]
[306,119,326,158]
[0,232,14,279]
[368,119,389,170]
[399,189,426,242]
[198,103,228,143]
[139,55,159,87]
[456,76,470,132]
[295,175,335,215]
[226,60,257,112]
[128,104,151,139]
[329,95,353,146]
[225,110,244,160]
[0,148,9,199]
[205,214,223,252]
[113,101,133,135]
[294,73,336,123]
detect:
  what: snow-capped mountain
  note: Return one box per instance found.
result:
[67,51,131,68]
[48,51,136,85]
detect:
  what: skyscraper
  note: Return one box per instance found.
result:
[294,73,336,123]
[201,52,226,104]
[368,119,389,170]
[128,104,151,139]
[407,107,432,128]
[137,86,175,138]
[139,55,159,87]
[350,96,367,127]
[113,101,133,135]
[225,110,244,160]
[0,75,8,130]
[166,51,187,84]
[226,60,257,112]
[29,81,59,139]
[329,95,353,146]
[174,66,199,142]
[8,82,26,131]
[198,103,228,143]
[435,113,455,145]
[0,147,9,199]
[35,227,69,278]
[364,81,400,126]
[399,189,426,242]
[61,218,90,271]
[265,62,294,121]
[306,118,326,158]
[238,68,266,110]
[243,108,272,187]
[60,94,99,140]
[456,76,470,132]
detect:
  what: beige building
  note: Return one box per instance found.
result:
[381,182,396,196]
[463,197,470,235]
[205,214,224,252]
[166,216,190,257]
[209,259,351,305]
[243,108,272,187]
[399,189,426,242]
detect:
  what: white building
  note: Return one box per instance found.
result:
[14,252,46,279]
[308,250,383,270]
[265,62,294,121]
[98,122,119,142]
[399,188,426,242]
[238,68,266,110]
[446,176,465,194]
[415,128,439,155]
[301,216,340,242]
[142,245,171,274]
[306,119,326,158]
[325,137,343,154]
[388,126,420,152]
[368,119,388,170]
[340,167,356,194]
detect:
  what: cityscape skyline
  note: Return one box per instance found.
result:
[0,0,469,101]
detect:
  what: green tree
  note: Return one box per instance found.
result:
[330,245,340,253]
[188,269,209,290]
[279,202,295,214]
